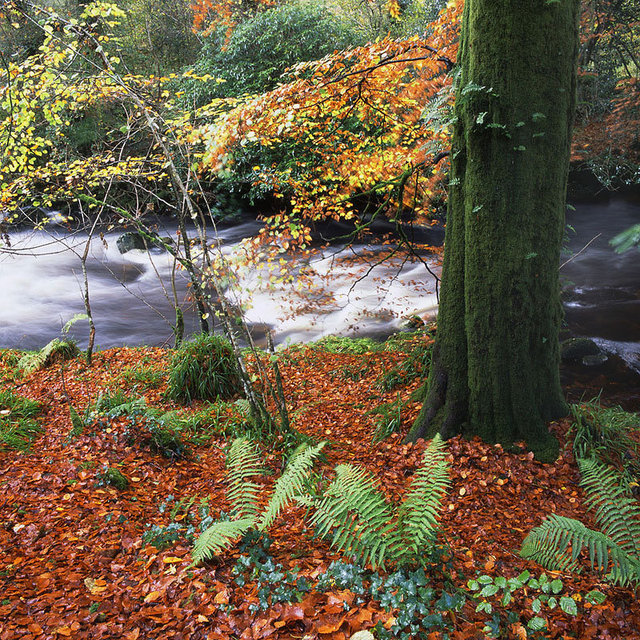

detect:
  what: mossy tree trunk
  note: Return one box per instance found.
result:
[407,0,580,461]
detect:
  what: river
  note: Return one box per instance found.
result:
[1,198,638,406]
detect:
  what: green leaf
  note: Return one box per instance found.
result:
[550,579,563,594]
[527,617,547,631]
[560,596,578,616]
[480,584,499,597]
[585,590,606,605]
[531,598,542,613]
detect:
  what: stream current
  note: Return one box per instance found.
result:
[1,197,638,405]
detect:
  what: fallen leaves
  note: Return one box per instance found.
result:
[0,344,637,639]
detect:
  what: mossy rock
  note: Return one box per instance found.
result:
[560,338,601,363]
[101,467,129,490]
[116,231,148,254]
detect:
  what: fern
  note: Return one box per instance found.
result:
[226,438,265,521]
[258,442,326,530]
[521,456,640,586]
[578,457,640,559]
[310,464,397,568]
[396,434,450,552]
[308,435,449,569]
[192,518,255,564]
[520,514,639,586]
[192,438,325,564]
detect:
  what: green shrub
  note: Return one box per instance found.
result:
[0,390,42,451]
[18,339,79,374]
[168,334,242,404]
[176,3,363,108]
[311,335,381,355]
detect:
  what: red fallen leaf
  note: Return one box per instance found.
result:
[53,627,72,637]
[124,630,140,640]
[317,614,347,634]
[280,604,304,623]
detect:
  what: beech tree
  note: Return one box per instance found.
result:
[407,0,581,461]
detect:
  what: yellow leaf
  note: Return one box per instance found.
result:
[162,556,183,564]
[144,590,161,603]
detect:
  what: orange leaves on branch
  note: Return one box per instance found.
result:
[195,1,461,263]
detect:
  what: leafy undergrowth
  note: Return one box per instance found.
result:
[0,338,638,640]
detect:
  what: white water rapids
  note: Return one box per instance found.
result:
[0,219,440,350]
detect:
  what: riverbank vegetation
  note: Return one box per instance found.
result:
[1,0,639,638]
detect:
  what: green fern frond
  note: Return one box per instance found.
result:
[396,434,450,552]
[310,464,397,568]
[520,514,639,586]
[192,518,254,565]
[578,456,640,558]
[258,441,326,531]
[225,438,264,521]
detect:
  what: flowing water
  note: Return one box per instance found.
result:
[1,198,638,405]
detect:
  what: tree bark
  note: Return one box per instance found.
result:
[407,0,580,462]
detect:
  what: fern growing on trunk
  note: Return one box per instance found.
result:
[192,437,325,564]
[305,434,450,569]
[520,457,640,586]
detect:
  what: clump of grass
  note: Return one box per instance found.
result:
[370,394,407,443]
[120,363,165,391]
[571,398,640,482]
[0,390,42,451]
[377,341,433,392]
[18,339,79,374]
[167,334,242,404]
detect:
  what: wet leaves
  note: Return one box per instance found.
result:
[0,344,637,638]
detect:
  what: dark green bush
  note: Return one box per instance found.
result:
[175,3,363,108]
[168,333,242,403]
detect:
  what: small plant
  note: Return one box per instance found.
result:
[120,364,165,391]
[570,399,639,479]
[191,437,326,564]
[96,465,129,490]
[303,435,449,569]
[18,339,79,374]
[84,392,187,458]
[0,390,42,451]
[371,394,405,443]
[232,546,312,612]
[521,456,640,586]
[168,333,242,403]
[143,495,213,550]
[377,341,432,392]
[467,570,597,637]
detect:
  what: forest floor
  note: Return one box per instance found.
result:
[0,334,638,640]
